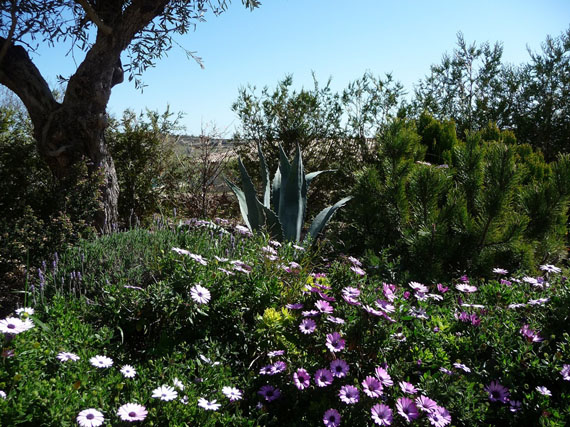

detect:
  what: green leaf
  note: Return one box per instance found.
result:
[258,142,271,208]
[306,196,352,243]
[279,144,305,241]
[237,157,265,230]
[306,170,335,188]
[258,201,284,241]
[225,178,252,230]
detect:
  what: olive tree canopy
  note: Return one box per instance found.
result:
[0,0,259,231]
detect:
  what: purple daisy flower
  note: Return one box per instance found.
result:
[314,369,334,387]
[427,406,451,427]
[342,295,362,306]
[485,381,510,403]
[190,284,211,304]
[89,355,113,368]
[222,386,242,401]
[339,385,359,404]
[375,366,394,387]
[197,398,221,411]
[561,364,570,381]
[416,395,438,413]
[350,265,366,275]
[396,397,419,422]
[315,300,334,314]
[536,386,552,396]
[371,403,393,426]
[455,283,477,293]
[76,408,104,427]
[258,385,281,402]
[452,363,471,373]
[299,318,317,334]
[293,368,311,390]
[509,400,522,412]
[302,310,320,317]
[362,376,383,398]
[267,350,285,357]
[117,403,147,422]
[342,286,360,299]
[271,361,287,374]
[330,359,350,378]
[347,256,362,266]
[57,352,80,362]
[323,408,341,427]
[326,316,345,324]
[325,332,345,353]
[259,365,273,375]
[437,283,449,293]
[286,303,303,310]
[409,281,429,293]
[399,381,417,394]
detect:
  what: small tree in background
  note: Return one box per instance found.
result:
[106,108,185,226]
[181,123,236,219]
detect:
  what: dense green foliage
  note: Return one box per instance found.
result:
[0,107,98,282]
[1,225,569,425]
[106,108,187,226]
[343,118,569,281]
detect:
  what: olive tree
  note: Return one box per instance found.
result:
[0,0,259,231]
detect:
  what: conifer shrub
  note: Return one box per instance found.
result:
[343,118,569,281]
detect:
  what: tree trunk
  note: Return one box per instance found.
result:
[37,105,120,233]
[0,37,121,233]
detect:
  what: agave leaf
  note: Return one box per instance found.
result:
[272,166,282,213]
[273,144,291,214]
[306,170,335,188]
[279,144,305,241]
[305,196,353,243]
[257,201,284,241]
[237,158,265,230]
[258,142,271,208]
[225,178,252,230]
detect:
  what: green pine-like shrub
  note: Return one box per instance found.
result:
[343,118,569,281]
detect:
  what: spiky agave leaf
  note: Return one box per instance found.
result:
[305,196,353,243]
[279,144,306,242]
[258,142,271,209]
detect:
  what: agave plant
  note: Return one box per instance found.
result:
[225,143,351,243]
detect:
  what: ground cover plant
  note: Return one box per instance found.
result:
[1,221,569,426]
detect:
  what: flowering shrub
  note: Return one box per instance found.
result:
[0,224,569,425]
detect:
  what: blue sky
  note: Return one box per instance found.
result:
[28,0,570,135]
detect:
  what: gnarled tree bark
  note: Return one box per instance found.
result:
[0,0,173,233]
[0,36,120,232]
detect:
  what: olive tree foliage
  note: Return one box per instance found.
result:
[233,72,406,172]
[513,27,570,160]
[0,0,259,232]
[413,32,505,136]
[231,72,406,219]
[414,28,570,161]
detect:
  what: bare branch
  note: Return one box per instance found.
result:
[0,1,19,64]
[0,37,58,126]
[75,0,113,35]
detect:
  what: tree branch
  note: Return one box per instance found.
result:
[76,0,113,35]
[0,0,19,65]
[0,37,58,127]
